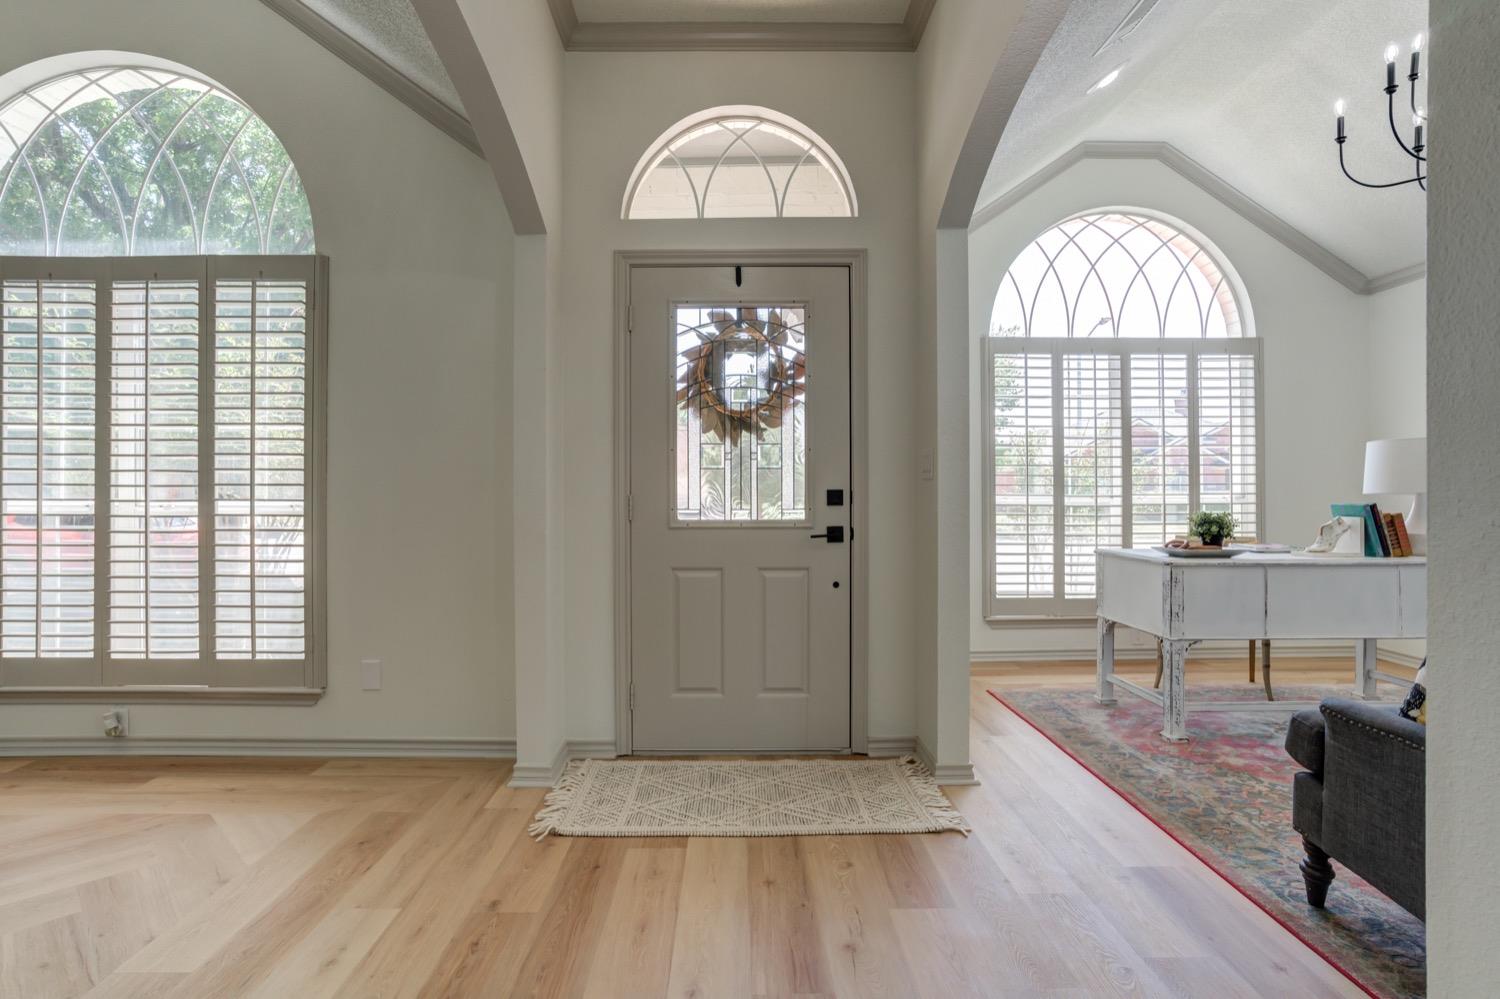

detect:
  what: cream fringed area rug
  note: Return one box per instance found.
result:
[527,757,969,839]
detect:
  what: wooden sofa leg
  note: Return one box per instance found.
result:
[1300,837,1335,908]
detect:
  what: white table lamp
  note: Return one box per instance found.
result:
[1363,437,1427,553]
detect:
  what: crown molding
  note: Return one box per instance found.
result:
[1366,261,1427,293]
[905,0,938,47]
[547,0,925,51]
[547,0,580,45]
[566,20,915,52]
[969,140,1423,296]
[258,0,480,155]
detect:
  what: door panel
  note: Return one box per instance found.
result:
[630,265,851,751]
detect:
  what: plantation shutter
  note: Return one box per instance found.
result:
[0,273,98,685]
[986,339,1261,617]
[0,256,324,691]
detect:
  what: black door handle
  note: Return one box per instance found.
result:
[810,526,845,544]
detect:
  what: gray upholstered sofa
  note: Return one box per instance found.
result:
[1284,698,1425,920]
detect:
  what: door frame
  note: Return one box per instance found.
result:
[613,249,869,757]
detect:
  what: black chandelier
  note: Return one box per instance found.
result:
[1334,34,1428,190]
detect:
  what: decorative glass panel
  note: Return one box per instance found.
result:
[1,280,96,657]
[0,67,315,256]
[214,279,308,659]
[990,213,1240,339]
[674,305,806,523]
[625,107,856,220]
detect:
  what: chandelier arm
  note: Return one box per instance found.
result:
[1338,141,1427,188]
[1388,90,1428,161]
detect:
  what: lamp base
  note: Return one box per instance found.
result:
[1406,493,1427,555]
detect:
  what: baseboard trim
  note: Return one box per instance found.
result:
[507,739,619,788]
[0,736,515,758]
[866,735,917,757]
[915,736,978,787]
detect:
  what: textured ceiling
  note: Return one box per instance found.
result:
[980,0,1429,279]
[299,0,463,112]
[571,0,910,23]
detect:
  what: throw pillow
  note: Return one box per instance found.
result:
[1399,659,1427,725]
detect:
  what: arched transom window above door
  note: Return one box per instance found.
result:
[623,106,857,220]
[991,212,1242,339]
[0,65,315,256]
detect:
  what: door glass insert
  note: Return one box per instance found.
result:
[674,304,806,522]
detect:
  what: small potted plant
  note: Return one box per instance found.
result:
[1189,511,1237,548]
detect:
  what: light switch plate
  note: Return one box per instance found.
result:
[360,658,383,691]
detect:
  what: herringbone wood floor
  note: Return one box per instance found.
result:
[0,660,1373,998]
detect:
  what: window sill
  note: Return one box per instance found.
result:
[0,686,325,705]
[984,615,1096,627]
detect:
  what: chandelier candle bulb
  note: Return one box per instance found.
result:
[1335,99,1346,141]
[1413,113,1425,150]
[1384,43,1399,90]
[1411,33,1423,78]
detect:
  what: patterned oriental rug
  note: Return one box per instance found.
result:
[989,685,1425,999]
[528,757,969,839]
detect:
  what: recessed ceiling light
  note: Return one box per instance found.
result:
[1088,67,1123,94]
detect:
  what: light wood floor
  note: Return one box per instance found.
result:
[0,659,1386,998]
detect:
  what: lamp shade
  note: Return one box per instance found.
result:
[1363,437,1427,495]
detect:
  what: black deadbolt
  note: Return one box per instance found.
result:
[826,488,844,506]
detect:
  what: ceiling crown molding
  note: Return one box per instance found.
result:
[548,0,930,51]
[257,0,480,155]
[970,140,1425,296]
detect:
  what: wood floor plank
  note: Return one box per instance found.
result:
[665,838,752,998]
[580,845,685,999]
[747,838,830,998]
[244,907,398,999]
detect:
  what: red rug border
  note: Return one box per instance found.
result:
[984,687,1382,999]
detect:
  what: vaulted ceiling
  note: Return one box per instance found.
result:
[978,0,1429,284]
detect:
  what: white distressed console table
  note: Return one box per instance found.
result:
[1095,548,1426,741]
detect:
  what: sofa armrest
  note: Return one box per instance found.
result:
[1319,697,1426,919]
[1285,708,1326,775]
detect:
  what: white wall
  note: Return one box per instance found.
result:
[558,50,919,746]
[1428,0,1500,991]
[0,0,515,744]
[967,156,1374,659]
[1366,278,1427,441]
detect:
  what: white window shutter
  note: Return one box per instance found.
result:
[108,279,202,660]
[1061,353,1122,598]
[1,278,98,659]
[991,351,1055,600]
[1197,352,1259,540]
[1128,352,1191,547]
[213,278,308,660]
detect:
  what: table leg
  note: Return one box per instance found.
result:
[1261,639,1274,702]
[1355,638,1379,700]
[1095,618,1117,705]
[1160,639,1188,742]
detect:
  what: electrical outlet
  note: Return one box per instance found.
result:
[360,658,383,691]
[102,707,128,738]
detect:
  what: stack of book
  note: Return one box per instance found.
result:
[1330,503,1416,557]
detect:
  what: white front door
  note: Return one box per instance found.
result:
[629,265,851,751]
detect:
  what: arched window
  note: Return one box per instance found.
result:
[983,211,1261,616]
[0,60,323,697]
[991,213,1240,339]
[623,106,856,220]
[0,66,314,255]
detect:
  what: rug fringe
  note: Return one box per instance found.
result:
[527,759,591,840]
[899,755,971,836]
